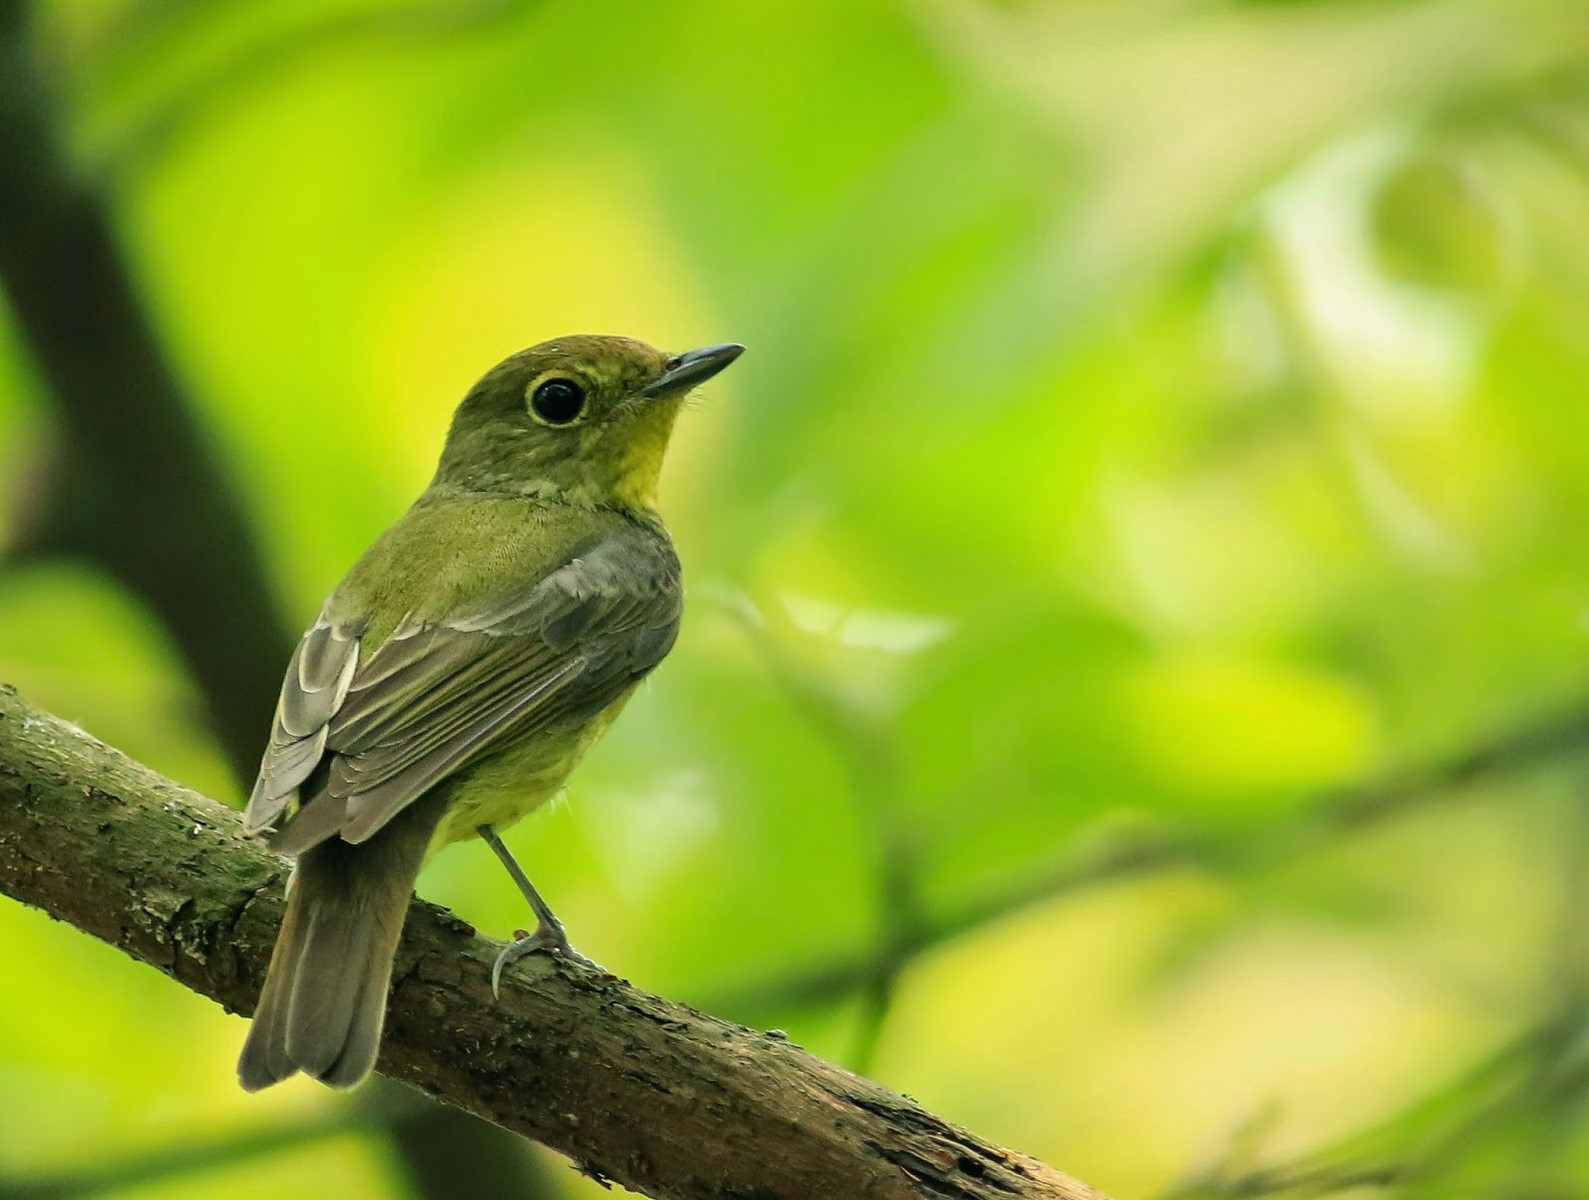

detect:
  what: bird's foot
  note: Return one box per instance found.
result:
[491,919,600,998]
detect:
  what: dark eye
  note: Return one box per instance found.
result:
[529,378,587,425]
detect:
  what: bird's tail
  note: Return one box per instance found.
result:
[237,794,442,1091]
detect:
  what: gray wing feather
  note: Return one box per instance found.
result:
[336,658,587,843]
[280,620,361,737]
[247,528,680,854]
[244,616,359,833]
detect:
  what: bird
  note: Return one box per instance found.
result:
[235,334,743,1091]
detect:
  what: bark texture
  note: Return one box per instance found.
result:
[0,686,1105,1200]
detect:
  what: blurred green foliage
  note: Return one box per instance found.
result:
[6,0,1589,1196]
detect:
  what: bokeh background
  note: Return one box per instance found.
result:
[5,0,1589,1196]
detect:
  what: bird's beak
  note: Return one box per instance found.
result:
[642,343,745,398]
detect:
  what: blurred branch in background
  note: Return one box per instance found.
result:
[734,593,927,1073]
[0,1089,425,1200]
[0,3,540,1195]
[0,1082,563,1200]
[375,1087,563,1200]
[0,0,291,777]
[1169,806,1589,1200]
[0,687,1103,1200]
[716,695,1589,1015]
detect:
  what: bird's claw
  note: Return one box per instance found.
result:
[490,924,600,999]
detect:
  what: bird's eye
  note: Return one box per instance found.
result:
[528,378,587,426]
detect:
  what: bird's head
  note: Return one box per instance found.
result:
[433,334,744,511]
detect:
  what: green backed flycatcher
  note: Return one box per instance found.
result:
[236,334,743,1091]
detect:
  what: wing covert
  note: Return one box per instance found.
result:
[243,615,359,834]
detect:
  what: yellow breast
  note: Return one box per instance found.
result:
[425,691,634,857]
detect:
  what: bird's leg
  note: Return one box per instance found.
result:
[477,824,599,996]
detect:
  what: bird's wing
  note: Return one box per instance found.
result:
[244,617,360,832]
[243,530,680,854]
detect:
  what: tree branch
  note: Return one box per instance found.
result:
[0,685,1104,1200]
